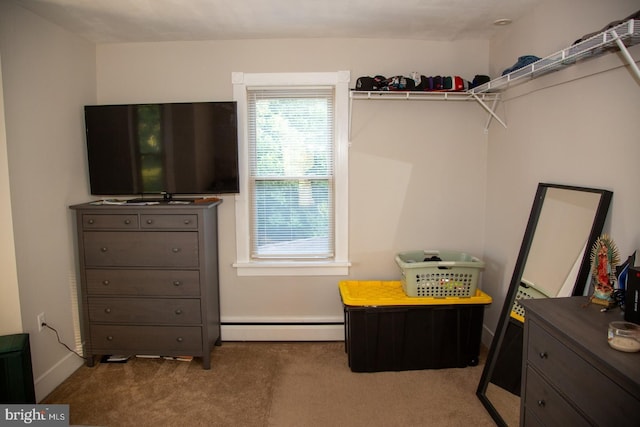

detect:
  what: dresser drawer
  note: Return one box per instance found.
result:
[523,367,589,427]
[85,270,200,296]
[527,321,639,426]
[90,325,202,354]
[83,231,199,267]
[83,214,139,229]
[88,297,201,324]
[140,214,198,229]
[523,410,544,427]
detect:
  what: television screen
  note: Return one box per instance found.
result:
[84,101,239,197]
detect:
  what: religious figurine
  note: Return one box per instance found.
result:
[589,234,620,306]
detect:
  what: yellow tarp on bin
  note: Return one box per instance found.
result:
[339,280,492,307]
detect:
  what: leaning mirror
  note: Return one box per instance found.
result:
[476,183,613,426]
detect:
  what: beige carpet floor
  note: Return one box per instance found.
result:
[42,341,498,427]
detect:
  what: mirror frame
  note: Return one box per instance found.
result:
[476,182,613,426]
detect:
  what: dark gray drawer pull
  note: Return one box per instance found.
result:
[104,308,111,314]
[184,219,191,224]
[173,281,182,287]
[176,337,183,343]
[124,219,131,225]
[175,309,183,315]
[537,400,545,408]
[100,247,108,252]
[538,351,548,359]
[102,280,110,286]
[107,336,113,341]
[146,219,153,224]
[88,219,95,224]
[172,247,181,253]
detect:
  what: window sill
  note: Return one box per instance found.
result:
[233,260,351,276]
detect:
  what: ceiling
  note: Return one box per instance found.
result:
[11,0,541,44]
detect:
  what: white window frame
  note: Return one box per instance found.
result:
[232,71,351,276]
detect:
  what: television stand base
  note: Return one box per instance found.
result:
[125,198,197,204]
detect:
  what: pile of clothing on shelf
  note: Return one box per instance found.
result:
[573,9,639,46]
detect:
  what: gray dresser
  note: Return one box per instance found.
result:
[70,201,222,369]
[521,297,640,426]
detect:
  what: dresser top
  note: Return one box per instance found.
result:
[70,198,222,211]
[522,296,640,395]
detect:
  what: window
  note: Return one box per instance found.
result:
[232,71,350,276]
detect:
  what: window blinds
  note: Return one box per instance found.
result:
[247,87,335,260]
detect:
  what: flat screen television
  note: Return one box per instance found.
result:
[84,101,239,200]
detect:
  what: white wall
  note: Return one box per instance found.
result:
[482,0,640,335]
[0,1,96,401]
[95,39,491,336]
[0,54,22,336]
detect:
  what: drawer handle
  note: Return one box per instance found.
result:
[146,219,153,224]
[124,219,131,225]
[100,247,108,252]
[107,336,113,341]
[88,219,95,224]
[172,247,181,253]
[104,308,111,314]
[538,351,548,359]
[173,281,182,287]
[537,400,545,408]
[175,309,183,315]
[184,219,191,225]
[176,337,183,343]
[102,280,110,286]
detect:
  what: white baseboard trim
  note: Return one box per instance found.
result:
[221,324,345,341]
[482,324,495,348]
[34,351,84,402]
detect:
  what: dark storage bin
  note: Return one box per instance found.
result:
[340,281,491,372]
[0,334,36,403]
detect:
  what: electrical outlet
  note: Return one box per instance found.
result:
[37,312,46,332]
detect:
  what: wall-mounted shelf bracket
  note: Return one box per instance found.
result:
[349,91,502,139]
[611,28,640,82]
[471,93,506,132]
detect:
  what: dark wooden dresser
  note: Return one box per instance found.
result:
[70,201,221,369]
[521,297,640,426]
